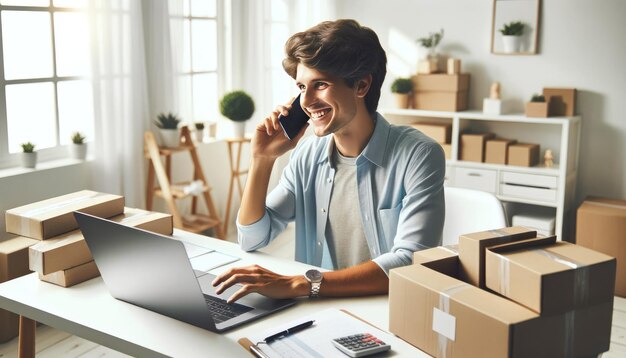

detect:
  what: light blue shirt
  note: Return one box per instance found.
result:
[236,113,445,275]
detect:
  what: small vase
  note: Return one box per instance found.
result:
[502,35,521,53]
[394,93,410,109]
[195,129,204,142]
[231,121,246,138]
[21,152,37,168]
[70,143,88,160]
[159,128,180,148]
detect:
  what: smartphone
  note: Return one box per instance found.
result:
[278,94,310,140]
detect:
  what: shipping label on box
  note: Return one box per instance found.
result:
[5,190,125,240]
[39,260,99,287]
[390,248,613,357]
[409,122,452,143]
[458,226,537,288]
[486,241,616,315]
[576,197,626,297]
[29,208,173,275]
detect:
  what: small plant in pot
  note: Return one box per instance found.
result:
[416,28,444,73]
[154,112,181,148]
[525,93,549,118]
[499,21,524,53]
[70,131,88,160]
[21,142,37,168]
[194,122,205,142]
[390,78,413,109]
[219,90,255,138]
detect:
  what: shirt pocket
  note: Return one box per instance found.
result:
[378,203,402,243]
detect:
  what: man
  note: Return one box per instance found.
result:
[212,19,445,303]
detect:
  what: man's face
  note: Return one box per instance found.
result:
[295,63,362,137]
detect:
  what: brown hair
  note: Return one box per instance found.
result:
[282,19,387,114]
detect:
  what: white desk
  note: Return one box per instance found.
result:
[0,229,426,357]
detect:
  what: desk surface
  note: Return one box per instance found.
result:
[0,230,425,357]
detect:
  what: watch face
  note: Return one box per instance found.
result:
[305,269,323,283]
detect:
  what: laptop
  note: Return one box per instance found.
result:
[74,211,296,332]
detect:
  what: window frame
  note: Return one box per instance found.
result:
[0,3,93,169]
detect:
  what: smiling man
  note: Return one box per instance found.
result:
[212,19,445,303]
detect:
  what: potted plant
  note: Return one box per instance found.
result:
[21,142,37,168]
[416,28,444,73]
[70,131,87,160]
[525,93,549,118]
[391,78,413,109]
[219,90,255,138]
[499,21,524,53]
[194,122,205,142]
[154,112,181,148]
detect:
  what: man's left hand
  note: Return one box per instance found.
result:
[211,264,308,303]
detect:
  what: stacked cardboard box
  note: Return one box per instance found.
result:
[409,122,452,159]
[390,227,616,357]
[460,133,495,162]
[29,207,173,286]
[411,74,470,111]
[576,197,626,297]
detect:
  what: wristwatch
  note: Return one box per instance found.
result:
[304,269,323,298]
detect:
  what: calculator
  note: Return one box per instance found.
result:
[332,332,391,357]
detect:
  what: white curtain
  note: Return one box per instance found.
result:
[88,0,178,208]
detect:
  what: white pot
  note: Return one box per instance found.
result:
[502,35,521,53]
[21,152,37,168]
[231,121,246,138]
[159,128,180,148]
[70,143,88,160]
[195,129,204,142]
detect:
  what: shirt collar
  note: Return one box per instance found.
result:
[317,112,390,168]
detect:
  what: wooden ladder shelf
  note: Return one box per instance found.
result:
[144,126,225,240]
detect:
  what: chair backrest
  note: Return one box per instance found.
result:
[442,187,507,246]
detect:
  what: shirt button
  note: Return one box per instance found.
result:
[317,241,322,246]
[321,208,326,213]
[364,215,369,221]
[327,178,332,183]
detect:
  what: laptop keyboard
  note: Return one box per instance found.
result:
[204,295,254,324]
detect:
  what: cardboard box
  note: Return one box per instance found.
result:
[0,308,18,343]
[389,251,612,357]
[417,59,437,74]
[576,197,626,297]
[413,91,468,112]
[412,74,470,92]
[447,58,461,75]
[460,133,495,162]
[5,190,125,240]
[440,143,452,160]
[0,236,39,342]
[457,226,537,287]
[508,143,540,167]
[29,208,173,275]
[409,122,452,143]
[485,138,517,165]
[39,261,99,287]
[543,88,577,116]
[525,102,549,117]
[486,241,616,315]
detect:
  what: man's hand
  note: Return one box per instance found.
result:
[211,264,309,303]
[252,99,309,161]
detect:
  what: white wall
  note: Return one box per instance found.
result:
[335,0,626,204]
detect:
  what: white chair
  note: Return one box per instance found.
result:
[442,187,507,246]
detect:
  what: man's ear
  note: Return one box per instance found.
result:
[355,74,372,98]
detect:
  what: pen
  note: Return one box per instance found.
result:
[250,343,271,358]
[264,320,315,343]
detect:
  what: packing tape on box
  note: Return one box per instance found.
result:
[434,283,470,358]
[118,210,152,224]
[586,200,626,210]
[17,192,102,237]
[494,249,590,307]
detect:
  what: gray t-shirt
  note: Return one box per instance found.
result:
[325,149,370,270]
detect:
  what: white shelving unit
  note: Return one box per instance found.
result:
[381,108,581,240]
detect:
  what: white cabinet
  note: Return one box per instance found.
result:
[382,108,581,240]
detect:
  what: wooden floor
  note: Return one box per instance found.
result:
[1,225,625,357]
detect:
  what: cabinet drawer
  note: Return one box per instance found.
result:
[501,172,558,189]
[454,167,497,193]
[500,183,557,203]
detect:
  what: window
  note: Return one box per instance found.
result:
[172,0,220,125]
[264,0,291,109]
[0,0,93,166]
